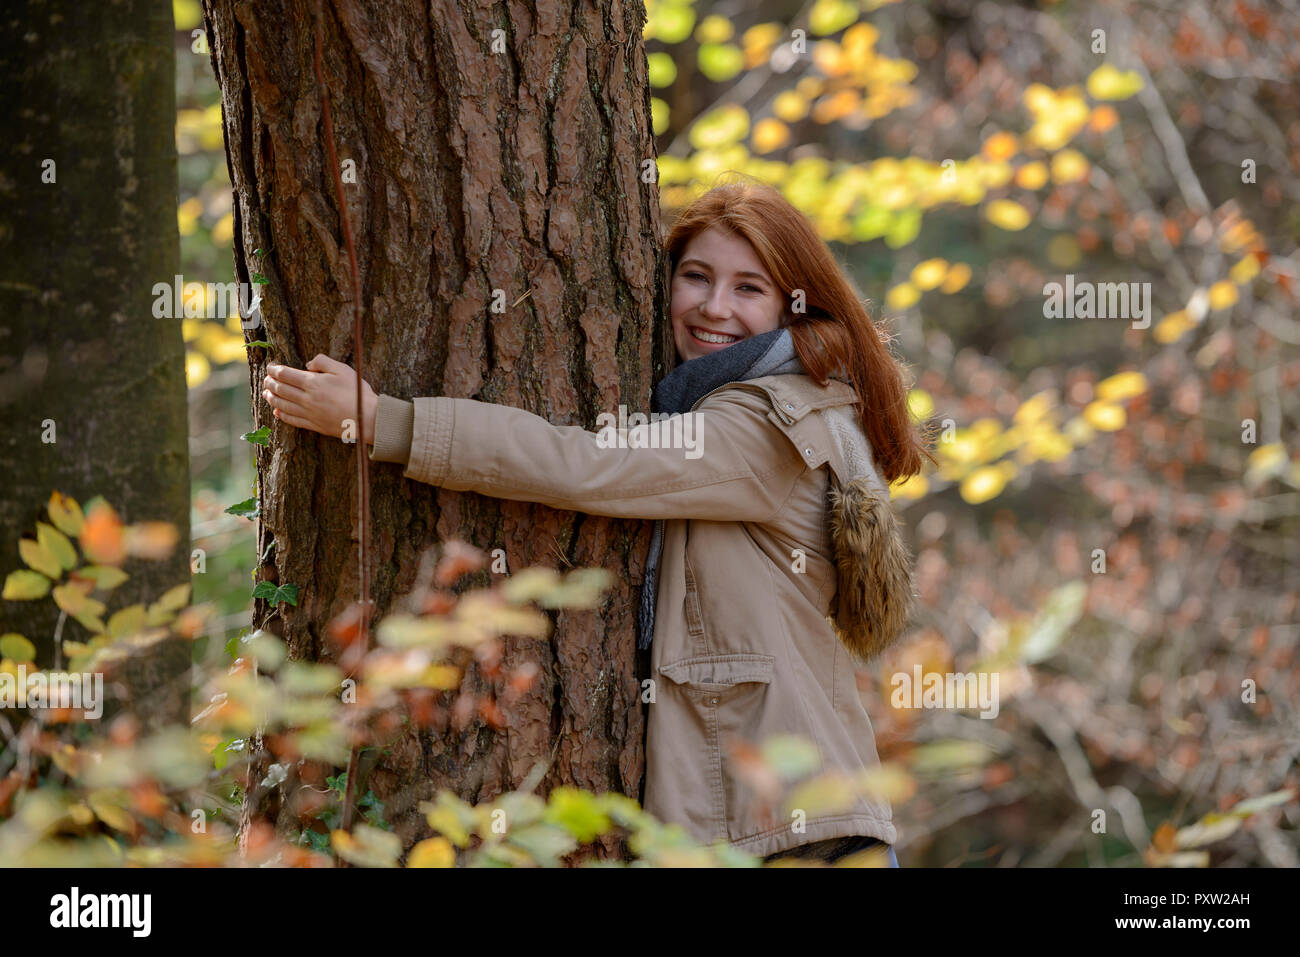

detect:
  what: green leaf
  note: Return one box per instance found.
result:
[242,426,271,446]
[252,248,263,257]
[155,582,192,613]
[213,737,246,772]
[244,340,272,349]
[543,787,613,844]
[251,581,279,601]
[74,565,129,591]
[0,633,36,663]
[251,272,269,284]
[224,497,259,520]
[697,43,744,82]
[47,492,85,536]
[106,604,147,639]
[884,208,922,249]
[507,822,579,865]
[1017,580,1088,664]
[276,583,299,607]
[37,522,78,571]
[3,570,52,600]
[19,538,62,580]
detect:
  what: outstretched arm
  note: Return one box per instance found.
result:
[262,358,808,522]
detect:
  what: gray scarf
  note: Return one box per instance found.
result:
[637,327,807,650]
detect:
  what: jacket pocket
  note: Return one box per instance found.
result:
[658,653,777,842]
[659,653,775,692]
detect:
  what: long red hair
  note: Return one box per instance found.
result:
[663,174,934,483]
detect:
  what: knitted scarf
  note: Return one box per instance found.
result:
[636,326,807,651]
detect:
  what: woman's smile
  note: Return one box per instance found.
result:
[687,325,744,349]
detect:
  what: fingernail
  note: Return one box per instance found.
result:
[263,390,272,401]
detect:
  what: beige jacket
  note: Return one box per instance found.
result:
[370,373,915,857]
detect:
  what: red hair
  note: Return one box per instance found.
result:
[663,174,935,483]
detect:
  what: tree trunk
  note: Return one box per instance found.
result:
[0,1,192,728]
[203,0,668,858]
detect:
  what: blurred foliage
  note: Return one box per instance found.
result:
[3,497,950,867]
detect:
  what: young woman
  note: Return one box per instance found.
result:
[262,178,932,867]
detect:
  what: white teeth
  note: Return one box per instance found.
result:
[692,328,740,344]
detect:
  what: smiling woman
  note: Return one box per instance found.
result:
[262,175,934,863]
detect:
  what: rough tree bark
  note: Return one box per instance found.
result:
[202,0,668,858]
[0,0,192,727]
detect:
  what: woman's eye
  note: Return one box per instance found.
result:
[685,271,706,281]
[741,284,761,293]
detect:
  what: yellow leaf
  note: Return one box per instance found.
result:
[74,565,130,591]
[3,570,52,600]
[985,199,1031,231]
[1245,442,1287,477]
[1153,310,1194,344]
[212,212,234,244]
[87,792,135,833]
[808,0,859,36]
[1083,401,1126,431]
[1095,370,1147,403]
[407,837,457,868]
[940,262,972,293]
[907,389,935,420]
[1086,64,1143,100]
[694,13,734,43]
[889,473,928,499]
[650,98,669,136]
[1050,149,1089,184]
[47,492,84,537]
[37,523,77,571]
[885,282,921,310]
[772,90,809,123]
[910,258,948,290]
[751,118,790,154]
[1023,83,1056,115]
[19,538,62,580]
[107,604,147,640]
[1207,280,1238,310]
[186,352,210,388]
[155,582,192,613]
[1229,256,1260,284]
[0,634,36,663]
[1014,161,1048,190]
[960,466,1008,504]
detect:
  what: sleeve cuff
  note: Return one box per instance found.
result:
[369,394,415,465]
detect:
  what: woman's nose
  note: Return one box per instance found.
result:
[700,290,732,320]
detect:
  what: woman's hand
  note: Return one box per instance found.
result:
[262,355,378,443]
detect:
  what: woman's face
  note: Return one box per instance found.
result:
[670,225,786,362]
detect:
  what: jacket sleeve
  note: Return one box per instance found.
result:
[382,388,809,522]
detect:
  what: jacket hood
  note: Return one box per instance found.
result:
[743,375,916,665]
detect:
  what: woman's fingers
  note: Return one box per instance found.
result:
[267,364,315,389]
[262,374,311,405]
[263,388,311,420]
[306,354,347,374]
[272,407,316,431]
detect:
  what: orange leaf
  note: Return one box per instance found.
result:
[80,503,126,565]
